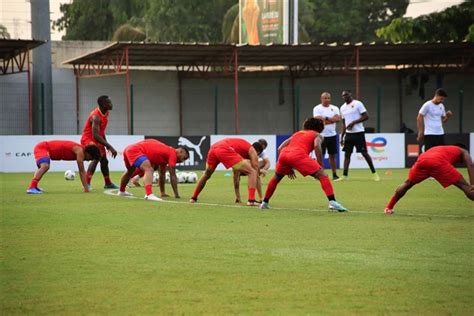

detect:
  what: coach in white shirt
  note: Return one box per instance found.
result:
[338,90,379,182]
[313,92,341,180]
[417,88,452,151]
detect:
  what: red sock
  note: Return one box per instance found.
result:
[386,196,399,209]
[104,175,112,185]
[119,183,127,192]
[29,178,39,189]
[145,184,153,196]
[86,172,93,185]
[264,176,279,202]
[248,188,256,201]
[319,175,334,197]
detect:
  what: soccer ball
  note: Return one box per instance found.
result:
[64,170,76,181]
[186,172,198,183]
[165,172,171,183]
[177,172,187,183]
[152,171,159,184]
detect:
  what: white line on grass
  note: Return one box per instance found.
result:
[104,190,472,219]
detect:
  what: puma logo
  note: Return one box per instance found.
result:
[178,136,206,160]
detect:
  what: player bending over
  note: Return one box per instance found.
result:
[190,138,264,206]
[233,138,270,203]
[118,139,189,201]
[385,144,474,214]
[27,140,101,194]
[260,117,348,212]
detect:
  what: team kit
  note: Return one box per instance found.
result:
[26,90,474,214]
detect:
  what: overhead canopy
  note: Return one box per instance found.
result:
[0,39,45,75]
[64,41,474,69]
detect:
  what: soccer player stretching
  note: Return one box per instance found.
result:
[385,144,474,215]
[26,141,101,194]
[190,138,264,206]
[81,95,118,189]
[260,117,348,212]
[118,139,189,201]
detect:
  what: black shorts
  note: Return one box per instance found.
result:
[343,132,367,154]
[321,135,338,155]
[423,135,445,151]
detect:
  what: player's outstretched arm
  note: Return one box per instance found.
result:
[416,114,425,142]
[158,165,168,197]
[74,150,89,192]
[314,134,324,166]
[168,167,180,198]
[233,170,241,203]
[461,149,474,185]
[91,116,117,158]
[340,119,346,145]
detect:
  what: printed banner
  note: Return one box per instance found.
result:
[210,135,276,170]
[0,135,144,172]
[239,0,288,45]
[339,133,405,169]
[145,136,210,170]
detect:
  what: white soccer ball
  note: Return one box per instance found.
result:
[152,171,159,184]
[186,172,198,183]
[177,172,187,183]
[64,170,76,181]
[165,172,171,183]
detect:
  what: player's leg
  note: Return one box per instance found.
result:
[28,143,50,193]
[27,160,50,194]
[118,166,135,197]
[311,165,348,212]
[260,172,285,209]
[137,159,160,201]
[100,155,118,189]
[326,136,339,179]
[357,133,379,180]
[338,134,354,180]
[384,180,415,214]
[190,167,215,202]
[235,160,258,205]
[453,178,474,200]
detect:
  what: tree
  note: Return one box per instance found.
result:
[0,24,10,39]
[145,0,235,42]
[111,24,146,41]
[53,0,114,40]
[376,1,474,42]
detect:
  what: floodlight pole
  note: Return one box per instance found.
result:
[355,46,360,99]
[27,50,32,135]
[233,47,240,134]
[125,45,131,135]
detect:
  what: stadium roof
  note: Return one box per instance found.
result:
[0,39,45,61]
[64,41,474,69]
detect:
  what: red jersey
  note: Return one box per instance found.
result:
[129,139,177,167]
[41,141,81,160]
[81,107,109,144]
[213,138,252,159]
[282,130,318,155]
[418,145,462,165]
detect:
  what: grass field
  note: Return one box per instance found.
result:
[1,169,473,314]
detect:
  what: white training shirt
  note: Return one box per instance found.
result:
[419,100,446,135]
[259,150,268,160]
[313,104,340,137]
[340,100,367,133]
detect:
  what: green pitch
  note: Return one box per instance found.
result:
[1,169,473,314]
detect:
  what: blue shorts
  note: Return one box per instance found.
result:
[133,155,149,168]
[36,157,51,167]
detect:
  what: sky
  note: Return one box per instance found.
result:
[0,0,467,41]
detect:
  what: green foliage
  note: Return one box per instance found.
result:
[145,0,235,42]
[377,0,474,42]
[111,24,146,41]
[1,170,473,313]
[0,24,10,39]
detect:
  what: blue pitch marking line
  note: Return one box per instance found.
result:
[103,189,472,219]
